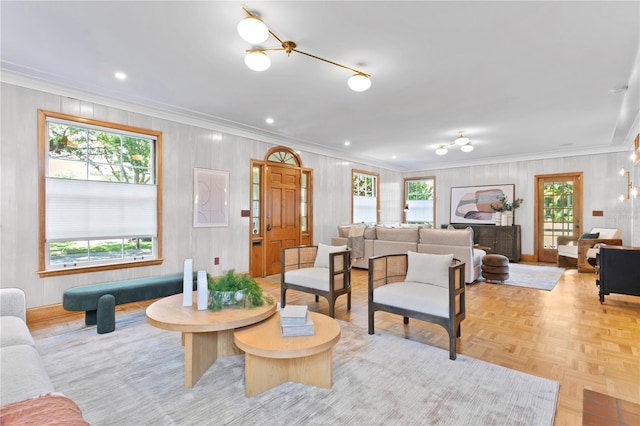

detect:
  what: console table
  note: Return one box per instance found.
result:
[443,224,521,261]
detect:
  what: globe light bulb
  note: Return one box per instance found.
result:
[347,73,371,92]
[454,134,470,146]
[245,51,271,71]
[237,16,269,44]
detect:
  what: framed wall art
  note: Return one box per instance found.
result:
[450,184,514,224]
[193,168,229,227]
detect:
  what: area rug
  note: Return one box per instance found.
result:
[496,263,566,291]
[36,315,559,426]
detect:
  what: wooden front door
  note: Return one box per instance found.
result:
[264,165,301,275]
[535,172,583,262]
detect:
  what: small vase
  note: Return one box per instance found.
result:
[500,213,508,226]
[495,212,502,226]
[505,211,513,226]
[197,270,208,311]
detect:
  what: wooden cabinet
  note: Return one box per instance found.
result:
[596,245,640,303]
[477,225,521,261]
[443,224,521,261]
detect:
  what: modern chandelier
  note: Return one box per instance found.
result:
[237,7,372,92]
[435,132,474,155]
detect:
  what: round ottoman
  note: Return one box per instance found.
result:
[482,254,509,283]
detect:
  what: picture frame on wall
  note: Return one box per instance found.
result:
[193,168,229,227]
[450,184,515,224]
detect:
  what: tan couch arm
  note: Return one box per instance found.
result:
[577,238,623,272]
[557,235,579,246]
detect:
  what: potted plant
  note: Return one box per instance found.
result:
[492,194,523,225]
[207,269,274,311]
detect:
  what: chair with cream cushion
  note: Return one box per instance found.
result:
[368,251,466,360]
[281,243,351,318]
[557,228,622,272]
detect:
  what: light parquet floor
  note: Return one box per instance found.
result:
[28,265,640,425]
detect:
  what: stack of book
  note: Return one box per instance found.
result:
[280,304,315,337]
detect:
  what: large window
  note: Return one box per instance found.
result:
[403,177,435,227]
[38,110,163,276]
[352,170,379,224]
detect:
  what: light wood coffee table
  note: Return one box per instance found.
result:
[234,311,341,397]
[146,292,276,388]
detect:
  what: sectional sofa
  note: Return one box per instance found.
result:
[332,225,485,283]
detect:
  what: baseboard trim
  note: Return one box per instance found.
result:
[519,254,536,263]
[26,303,79,326]
[26,298,161,326]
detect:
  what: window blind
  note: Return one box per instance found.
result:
[46,178,157,241]
[353,195,377,224]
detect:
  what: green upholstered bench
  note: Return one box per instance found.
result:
[63,273,197,334]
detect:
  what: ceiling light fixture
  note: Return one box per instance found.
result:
[435,146,449,156]
[460,143,474,152]
[238,7,372,92]
[435,132,475,155]
[454,133,470,146]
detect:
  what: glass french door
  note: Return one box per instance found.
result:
[535,173,583,262]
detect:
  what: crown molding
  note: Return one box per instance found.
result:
[1,69,632,174]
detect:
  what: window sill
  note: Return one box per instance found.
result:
[37,258,164,278]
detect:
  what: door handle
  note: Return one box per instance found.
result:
[266,224,272,231]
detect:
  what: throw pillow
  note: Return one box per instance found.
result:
[580,232,600,239]
[337,225,351,238]
[405,251,454,288]
[314,243,348,268]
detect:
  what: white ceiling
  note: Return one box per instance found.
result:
[1,1,639,171]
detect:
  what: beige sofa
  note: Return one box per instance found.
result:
[418,228,485,284]
[332,224,378,269]
[332,225,484,283]
[0,288,88,423]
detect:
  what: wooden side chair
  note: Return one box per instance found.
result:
[557,228,622,272]
[368,251,466,360]
[281,244,351,318]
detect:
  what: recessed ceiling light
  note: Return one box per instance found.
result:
[265,117,274,124]
[391,155,397,159]
[344,141,351,146]
[114,71,127,80]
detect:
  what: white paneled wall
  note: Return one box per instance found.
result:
[0,84,390,307]
[1,82,638,308]
[405,152,635,255]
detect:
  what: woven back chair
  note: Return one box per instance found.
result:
[281,245,351,318]
[368,253,465,360]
